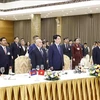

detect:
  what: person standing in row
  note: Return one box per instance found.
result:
[92,41,100,65]
[72,38,83,69]
[30,39,47,69]
[0,37,12,74]
[10,36,21,72]
[28,35,39,58]
[20,39,27,56]
[62,37,72,59]
[48,35,64,70]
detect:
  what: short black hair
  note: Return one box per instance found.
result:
[42,41,46,44]
[14,36,19,40]
[84,43,87,45]
[53,35,61,40]
[0,37,6,41]
[94,41,97,43]
[33,35,39,40]
[74,38,78,42]
[69,40,72,42]
[63,37,68,40]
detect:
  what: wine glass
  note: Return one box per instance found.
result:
[36,65,40,71]
[0,67,5,75]
[35,65,40,81]
[41,65,44,70]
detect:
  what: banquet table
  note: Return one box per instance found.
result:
[0,70,100,100]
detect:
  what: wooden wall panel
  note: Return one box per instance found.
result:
[0,20,14,43]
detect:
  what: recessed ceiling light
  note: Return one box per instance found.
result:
[62,10,64,12]
[96,8,99,10]
[88,7,90,9]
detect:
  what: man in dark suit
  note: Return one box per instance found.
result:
[48,35,64,70]
[10,36,21,72]
[62,37,72,59]
[20,39,27,56]
[92,41,100,64]
[30,39,47,69]
[28,35,39,58]
[0,37,12,74]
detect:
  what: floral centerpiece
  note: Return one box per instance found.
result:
[44,70,60,80]
[74,66,86,73]
[89,65,100,76]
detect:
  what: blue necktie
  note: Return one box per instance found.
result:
[57,45,61,55]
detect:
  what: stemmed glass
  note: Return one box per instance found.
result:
[41,65,44,70]
[0,67,5,76]
[36,65,40,81]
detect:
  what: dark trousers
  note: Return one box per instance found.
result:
[12,59,15,73]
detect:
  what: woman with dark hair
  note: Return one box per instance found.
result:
[72,38,83,69]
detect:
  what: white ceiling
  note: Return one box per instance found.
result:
[0,0,100,21]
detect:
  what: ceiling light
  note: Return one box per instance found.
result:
[96,8,99,10]
[90,10,92,12]
[62,10,64,12]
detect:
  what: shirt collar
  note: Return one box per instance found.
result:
[0,45,6,49]
[55,43,60,47]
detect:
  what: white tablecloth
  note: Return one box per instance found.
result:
[0,70,94,87]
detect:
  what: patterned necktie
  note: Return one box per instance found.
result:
[40,49,43,57]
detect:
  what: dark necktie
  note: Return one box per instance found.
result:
[57,45,61,55]
[40,49,43,57]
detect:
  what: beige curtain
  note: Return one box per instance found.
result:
[41,18,57,42]
[62,14,100,50]
[14,20,31,43]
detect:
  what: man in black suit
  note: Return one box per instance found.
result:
[30,39,47,69]
[62,37,72,59]
[10,36,21,72]
[20,39,27,56]
[28,35,39,58]
[93,41,100,64]
[0,37,12,74]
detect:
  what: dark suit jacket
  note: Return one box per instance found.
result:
[62,44,72,59]
[10,42,21,60]
[20,46,27,56]
[0,46,12,68]
[28,44,36,58]
[93,46,100,64]
[48,44,64,70]
[30,47,47,69]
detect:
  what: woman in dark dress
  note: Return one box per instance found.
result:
[72,38,83,69]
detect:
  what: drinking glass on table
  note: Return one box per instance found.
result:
[36,65,40,81]
[40,64,44,70]
[0,67,5,75]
